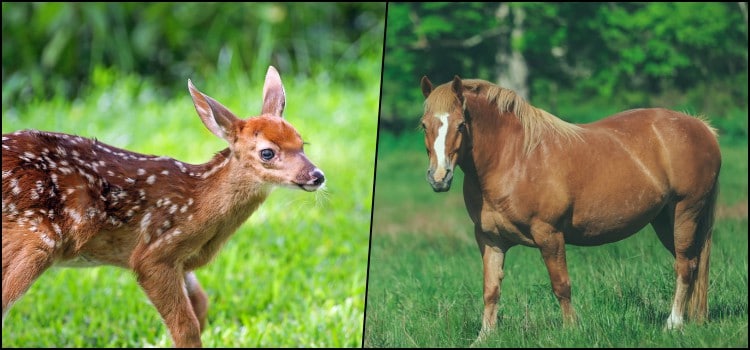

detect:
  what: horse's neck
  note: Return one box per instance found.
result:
[464,95,526,176]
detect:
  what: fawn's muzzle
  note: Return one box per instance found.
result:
[299,168,325,192]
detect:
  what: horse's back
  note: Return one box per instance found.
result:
[588,108,720,196]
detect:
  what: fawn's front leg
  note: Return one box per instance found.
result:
[134,260,202,347]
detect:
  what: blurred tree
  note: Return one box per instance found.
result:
[381,2,747,134]
[1,2,385,106]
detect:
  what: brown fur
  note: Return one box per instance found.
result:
[2,66,325,347]
[420,75,720,343]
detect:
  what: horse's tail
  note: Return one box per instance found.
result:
[687,180,718,323]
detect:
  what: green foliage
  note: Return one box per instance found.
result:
[382,2,748,135]
[2,2,385,106]
[365,131,749,348]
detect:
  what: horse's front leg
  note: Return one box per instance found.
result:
[473,228,510,344]
[534,222,577,325]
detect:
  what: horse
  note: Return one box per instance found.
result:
[418,75,721,343]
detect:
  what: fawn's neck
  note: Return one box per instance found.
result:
[189,148,270,213]
[120,147,271,269]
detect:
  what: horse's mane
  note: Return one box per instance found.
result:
[425,79,583,155]
[462,79,583,154]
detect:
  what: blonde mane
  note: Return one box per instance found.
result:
[462,79,583,154]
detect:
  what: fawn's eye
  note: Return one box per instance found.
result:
[458,122,466,132]
[260,149,275,161]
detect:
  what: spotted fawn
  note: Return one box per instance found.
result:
[2,66,325,347]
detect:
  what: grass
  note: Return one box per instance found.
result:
[1,62,379,347]
[364,129,749,348]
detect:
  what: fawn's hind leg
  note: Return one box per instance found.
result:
[185,271,209,332]
[2,223,57,321]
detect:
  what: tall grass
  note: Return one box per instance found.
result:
[365,130,748,348]
[1,62,379,347]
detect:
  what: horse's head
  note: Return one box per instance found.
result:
[420,75,469,192]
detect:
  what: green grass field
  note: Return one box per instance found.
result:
[1,66,379,347]
[364,129,748,348]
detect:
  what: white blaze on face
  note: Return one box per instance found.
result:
[432,113,451,182]
[432,112,450,181]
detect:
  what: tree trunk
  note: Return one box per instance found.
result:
[495,3,529,99]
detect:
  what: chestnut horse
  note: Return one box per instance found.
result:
[419,76,720,343]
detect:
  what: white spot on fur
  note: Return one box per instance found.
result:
[146,175,156,184]
[10,178,21,196]
[202,158,229,179]
[64,208,84,224]
[140,212,152,233]
[39,232,56,249]
[137,168,146,176]
[175,161,187,173]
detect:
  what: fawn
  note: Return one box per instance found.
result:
[1,66,325,347]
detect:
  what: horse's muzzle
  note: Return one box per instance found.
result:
[427,168,453,192]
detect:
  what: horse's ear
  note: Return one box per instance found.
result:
[421,76,433,98]
[451,75,464,103]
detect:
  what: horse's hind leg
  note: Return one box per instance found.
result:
[651,205,676,256]
[2,223,57,323]
[661,192,715,329]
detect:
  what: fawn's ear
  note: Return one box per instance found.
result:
[188,79,240,142]
[421,76,433,98]
[262,66,286,118]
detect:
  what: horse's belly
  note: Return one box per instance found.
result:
[567,204,663,246]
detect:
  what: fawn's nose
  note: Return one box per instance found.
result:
[311,169,325,186]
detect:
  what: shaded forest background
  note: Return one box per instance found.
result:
[2,2,384,105]
[382,2,748,141]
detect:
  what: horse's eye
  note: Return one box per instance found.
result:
[260,149,275,161]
